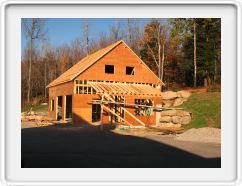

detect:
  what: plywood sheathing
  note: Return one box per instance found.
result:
[47,40,164,88]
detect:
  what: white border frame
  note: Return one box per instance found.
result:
[0,0,241,185]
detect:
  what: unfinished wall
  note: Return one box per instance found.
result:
[72,94,110,124]
[75,42,161,84]
[48,82,74,120]
[124,96,163,126]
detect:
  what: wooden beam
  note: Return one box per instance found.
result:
[89,82,163,97]
[102,104,133,126]
[94,83,107,93]
[111,84,125,95]
[138,85,153,96]
[130,85,143,95]
[103,93,146,126]
[92,100,156,108]
[119,84,134,95]
[90,83,103,93]
[107,84,118,94]
[102,84,114,94]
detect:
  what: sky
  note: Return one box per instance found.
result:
[21,18,162,53]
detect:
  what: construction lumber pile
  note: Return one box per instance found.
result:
[21,111,53,126]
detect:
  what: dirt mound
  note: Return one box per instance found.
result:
[176,127,221,144]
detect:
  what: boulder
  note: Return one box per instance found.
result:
[160,116,171,123]
[181,115,192,125]
[163,100,173,108]
[161,110,191,116]
[173,98,184,107]
[158,123,182,128]
[176,110,191,117]
[172,116,182,124]
[162,91,178,100]
[160,110,177,116]
[177,90,191,99]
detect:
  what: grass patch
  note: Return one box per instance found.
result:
[181,92,221,129]
[21,104,48,113]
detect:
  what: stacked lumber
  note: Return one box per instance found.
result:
[21,111,53,125]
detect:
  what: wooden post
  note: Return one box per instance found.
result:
[100,105,104,131]
[100,95,104,131]
[103,93,146,126]
[55,96,58,120]
[62,95,66,121]
[102,105,133,126]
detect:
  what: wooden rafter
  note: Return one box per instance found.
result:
[89,82,162,97]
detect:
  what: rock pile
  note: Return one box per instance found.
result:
[157,90,192,128]
[162,90,191,107]
[158,110,192,128]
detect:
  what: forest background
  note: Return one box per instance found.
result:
[21,18,221,106]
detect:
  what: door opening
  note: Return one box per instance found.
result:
[66,95,72,119]
[92,99,101,122]
[57,96,62,120]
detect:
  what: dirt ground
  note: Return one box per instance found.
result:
[21,122,221,168]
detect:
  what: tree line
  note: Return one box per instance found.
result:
[21,18,221,106]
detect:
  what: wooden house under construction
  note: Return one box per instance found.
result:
[47,40,164,127]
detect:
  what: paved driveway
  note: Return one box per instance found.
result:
[21,123,221,168]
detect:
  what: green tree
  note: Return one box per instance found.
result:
[169,18,198,87]
[169,18,221,87]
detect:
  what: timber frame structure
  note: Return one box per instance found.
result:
[47,40,164,127]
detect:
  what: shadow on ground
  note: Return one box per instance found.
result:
[21,123,221,168]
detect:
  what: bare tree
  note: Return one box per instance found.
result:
[22,18,46,103]
[160,25,168,82]
[70,38,84,64]
[41,42,53,101]
[81,19,90,56]
[193,20,197,87]
[109,19,124,42]
[98,32,112,48]
[142,19,167,82]
[125,18,143,55]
